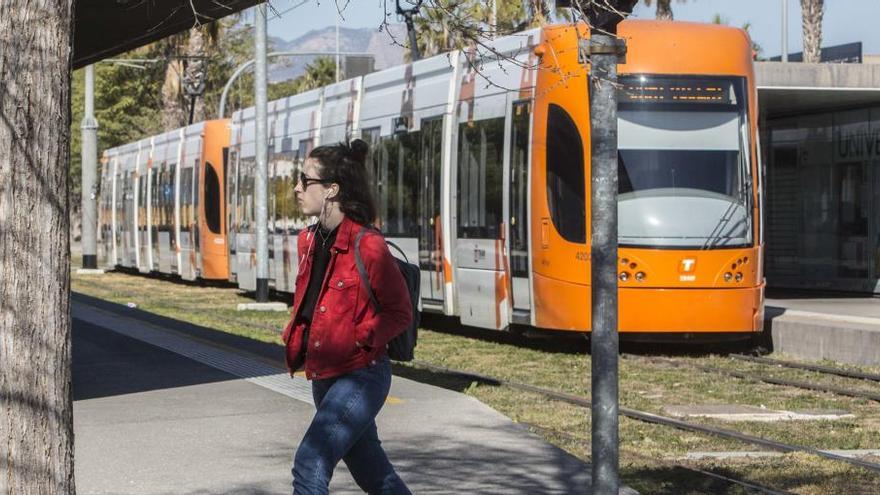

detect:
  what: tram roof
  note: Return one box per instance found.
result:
[74,0,261,69]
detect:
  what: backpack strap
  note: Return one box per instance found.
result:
[354,226,381,313]
[385,240,409,264]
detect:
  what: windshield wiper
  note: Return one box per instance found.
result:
[701,199,739,250]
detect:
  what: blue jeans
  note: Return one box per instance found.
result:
[293,356,411,495]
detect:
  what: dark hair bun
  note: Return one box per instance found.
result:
[348,139,369,164]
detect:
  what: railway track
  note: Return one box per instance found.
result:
[410,359,880,475]
[633,355,880,403]
[519,420,795,495]
[730,353,880,383]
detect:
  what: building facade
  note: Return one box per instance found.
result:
[758,62,880,292]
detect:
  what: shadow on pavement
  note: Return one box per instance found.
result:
[73,319,245,401]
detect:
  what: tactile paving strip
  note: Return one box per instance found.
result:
[72,303,314,405]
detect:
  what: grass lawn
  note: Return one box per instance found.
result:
[71,267,880,494]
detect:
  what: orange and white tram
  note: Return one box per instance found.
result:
[99,19,764,338]
[99,120,230,281]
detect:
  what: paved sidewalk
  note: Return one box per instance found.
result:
[72,298,608,494]
[767,295,880,320]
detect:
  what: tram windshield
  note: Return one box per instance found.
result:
[617,76,753,249]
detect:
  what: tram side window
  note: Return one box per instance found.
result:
[376,132,420,236]
[192,160,200,245]
[192,159,200,210]
[546,103,585,243]
[297,139,314,167]
[510,101,531,277]
[140,174,148,231]
[158,164,169,232]
[151,167,159,233]
[361,127,381,211]
[457,117,504,239]
[167,163,177,239]
[180,167,192,233]
[270,152,283,234]
[227,149,238,233]
[204,161,222,234]
[271,150,303,234]
[123,171,132,229]
[239,156,256,233]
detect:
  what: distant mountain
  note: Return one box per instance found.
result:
[267,24,407,82]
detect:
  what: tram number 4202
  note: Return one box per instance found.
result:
[575,251,589,262]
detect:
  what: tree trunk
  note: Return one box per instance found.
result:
[526,0,549,27]
[162,55,186,130]
[656,0,674,20]
[801,0,824,63]
[0,1,75,493]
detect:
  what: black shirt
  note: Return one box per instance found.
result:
[298,225,338,325]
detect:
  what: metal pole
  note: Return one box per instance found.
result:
[588,32,622,495]
[254,2,270,302]
[335,13,341,82]
[490,0,497,39]
[81,64,99,269]
[781,0,789,62]
[405,14,421,62]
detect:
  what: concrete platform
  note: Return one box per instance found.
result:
[664,404,854,422]
[76,268,106,275]
[71,296,630,494]
[766,296,880,366]
[237,301,289,312]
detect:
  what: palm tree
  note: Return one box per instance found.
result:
[643,0,674,20]
[299,57,337,91]
[411,0,486,59]
[800,0,824,63]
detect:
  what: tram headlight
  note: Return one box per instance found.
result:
[735,272,744,282]
[724,272,733,282]
[619,272,630,282]
[635,271,646,282]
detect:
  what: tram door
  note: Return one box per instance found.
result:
[419,118,445,305]
[508,100,532,316]
[455,114,507,329]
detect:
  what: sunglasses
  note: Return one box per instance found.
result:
[299,171,332,188]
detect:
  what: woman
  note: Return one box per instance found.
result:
[281,139,413,495]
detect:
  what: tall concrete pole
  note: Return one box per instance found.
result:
[255,3,270,302]
[588,32,624,495]
[490,0,497,39]
[335,12,341,82]
[781,0,789,62]
[81,64,99,269]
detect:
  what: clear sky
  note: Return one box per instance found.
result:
[262,0,880,57]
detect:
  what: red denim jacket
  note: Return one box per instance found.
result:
[281,216,412,380]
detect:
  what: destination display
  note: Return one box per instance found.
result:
[619,77,738,105]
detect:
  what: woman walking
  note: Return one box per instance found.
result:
[281,139,413,495]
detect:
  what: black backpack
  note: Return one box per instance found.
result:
[354,226,421,361]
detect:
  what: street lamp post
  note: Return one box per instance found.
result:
[81,64,99,270]
[181,56,208,125]
[575,1,637,493]
[396,0,422,62]
[254,2,270,302]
